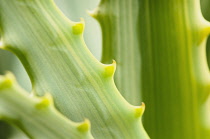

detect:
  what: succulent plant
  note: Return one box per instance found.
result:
[1,0,210,138]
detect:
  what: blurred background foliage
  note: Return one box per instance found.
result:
[0,0,101,138]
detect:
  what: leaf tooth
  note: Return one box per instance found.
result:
[0,72,15,90]
[199,23,210,44]
[72,19,85,35]
[87,8,100,19]
[35,93,53,110]
[134,102,145,118]
[103,60,116,77]
[88,0,109,20]
[77,119,91,133]
[88,8,107,21]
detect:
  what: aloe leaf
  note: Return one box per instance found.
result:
[95,0,210,138]
[0,0,94,138]
[91,0,141,105]
[54,0,101,60]
[0,72,93,138]
[0,36,29,139]
[0,0,148,138]
[139,0,210,138]
[0,0,99,137]
[0,1,86,138]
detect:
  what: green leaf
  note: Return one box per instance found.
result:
[54,0,101,60]
[91,0,142,105]
[138,0,210,138]
[0,72,93,138]
[0,0,149,138]
[94,0,210,138]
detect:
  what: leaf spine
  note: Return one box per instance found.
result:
[72,19,85,35]
[134,102,145,118]
[77,119,91,132]
[87,9,99,19]
[199,23,210,44]
[0,72,15,90]
[35,93,53,109]
[103,60,116,77]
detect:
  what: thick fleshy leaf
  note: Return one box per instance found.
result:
[91,0,142,105]
[95,0,210,138]
[0,73,93,138]
[0,0,148,138]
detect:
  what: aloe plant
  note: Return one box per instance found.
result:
[0,0,148,138]
[1,0,210,138]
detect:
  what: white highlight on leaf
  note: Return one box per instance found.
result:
[0,41,3,48]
